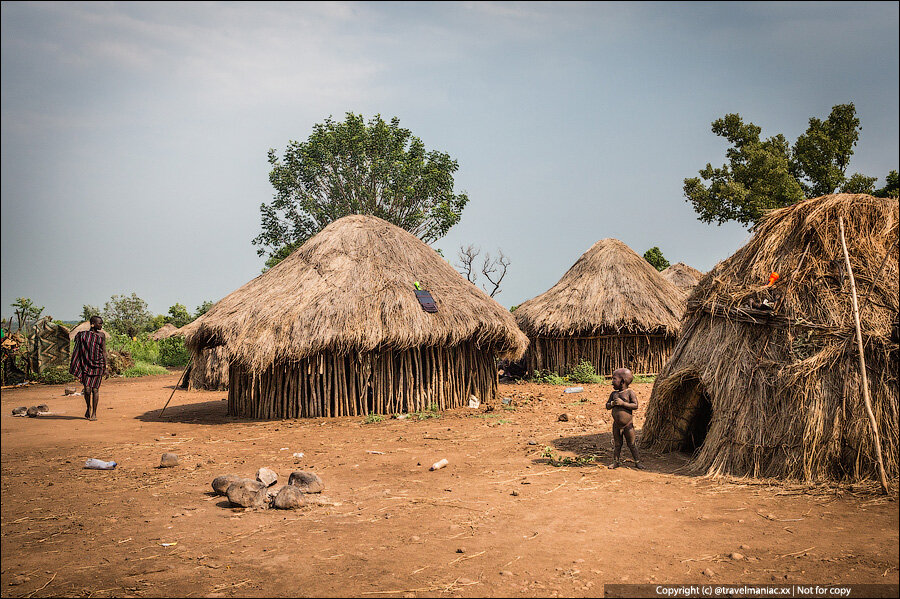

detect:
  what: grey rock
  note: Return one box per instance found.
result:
[526,439,538,445]
[12,406,27,415]
[159,453,179,468]
[288,471,324,493]
[211,474,243,496]
[36,404,49,413]
[557,413,569,422]
[273,485,308,509]
[226,479,268,508]
[64,387,78,396]
[26,406,42,417]
[256,467,278,487]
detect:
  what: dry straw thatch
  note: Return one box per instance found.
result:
[641,194,899,484]
[68,321,110,340]
[149,323,180,341]
[514,238,686,376]
[661,262,704,293]
[185,214,527,418]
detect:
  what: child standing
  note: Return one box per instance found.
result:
[605,367,644,469]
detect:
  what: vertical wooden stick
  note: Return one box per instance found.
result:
[839,217,889,494]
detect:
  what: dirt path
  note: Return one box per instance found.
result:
[2,374,897,597]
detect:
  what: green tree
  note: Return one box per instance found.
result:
[684,103,894,227]
[81,304,101,322]
[255,112,469,268]
[11,298,44,330]
[873,170,899,198]
[103,293,152,338]
[166,303,192,328]
[194,300,214,319]
[643,247,670,272]
[148,314,168,332]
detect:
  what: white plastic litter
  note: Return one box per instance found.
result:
[84,459,117,470]
[292,452,304,459]
[430,458,449,471]
[564,387,584,394]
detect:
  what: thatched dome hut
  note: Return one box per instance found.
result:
[514,239,685,376]
[185,215,528,418]
[149,323,180,341]
[661,262,703,294]
[68,321,111,340]
[641,194,899,483]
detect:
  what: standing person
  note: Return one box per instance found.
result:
[70,316,107,420]
[605,367,645,469]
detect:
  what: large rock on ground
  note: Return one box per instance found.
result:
[256,467,278,487]
[288,471,324,493]
[226,479,268,508]
[272,485,308,509]
[212,474,244,496]
[159,453,179,468]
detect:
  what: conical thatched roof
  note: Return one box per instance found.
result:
[149,323,180,341]
[186,215,528,372]
[661,262,703,293]
[642,193,899,482]
[514,238,686,337]
[68,321,111,340]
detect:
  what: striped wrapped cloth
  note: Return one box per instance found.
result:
[70,330,107,389]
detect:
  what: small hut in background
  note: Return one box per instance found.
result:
[661,262,703,294]
[68,321,111,341]
[149,323,179,341]
[641,194,898,483]
[514,238,685,376]
[185,215,527,418]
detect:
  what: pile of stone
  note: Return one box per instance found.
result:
[211,467,326,510]
[11,405,50,417]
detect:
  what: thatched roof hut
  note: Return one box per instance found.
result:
[514,238,686,376]
[149,323,180,341]
[661,262,703,294]
[641,194,899,483]
[68,321,111,340]
[185,214,528,418]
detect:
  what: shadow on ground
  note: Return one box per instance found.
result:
[136,399,235,424]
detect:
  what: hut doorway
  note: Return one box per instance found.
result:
[674,375,713,453]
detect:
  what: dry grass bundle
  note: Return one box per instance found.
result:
[149,323,180,341]
[642,194,899,484]
[185,214,527,417]
[514,238,686,375]
[661,262,703,293]
[188,346,229,391]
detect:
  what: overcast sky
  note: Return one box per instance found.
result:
[2,1,898,320]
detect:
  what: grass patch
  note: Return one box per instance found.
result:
[121,360,169,378]
[529,369,568,385]
[362,413,384,424]
[412,403,441,420]
[36,365,75,384]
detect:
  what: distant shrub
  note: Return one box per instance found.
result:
[108,332,159,364]
[529,369,568,385]
[567,360,603,384]
[363,413,384,424]
[122,360,169,378]
[37,365,75,384]
[158,336,190,367]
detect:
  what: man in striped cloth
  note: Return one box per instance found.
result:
[69,316,108,420]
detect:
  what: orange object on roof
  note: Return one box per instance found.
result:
[765,272,779,287]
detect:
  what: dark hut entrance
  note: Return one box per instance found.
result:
[672,375,713,453]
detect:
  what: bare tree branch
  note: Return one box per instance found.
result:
[456,244,479,283]
[481,249,510,298]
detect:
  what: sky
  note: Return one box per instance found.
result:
[2,1,898,320]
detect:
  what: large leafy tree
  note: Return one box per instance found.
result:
[255,113,470,268]
[103,293,152,338]
[643,247,670,272]
[684,103,895,227]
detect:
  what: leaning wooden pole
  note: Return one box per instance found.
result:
[839,217,889,494]
[158,361,192,418]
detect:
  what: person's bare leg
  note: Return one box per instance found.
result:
[90,388,100,420]
[608,423,623,468]
[83,388,92,419]
[624,425,644,469]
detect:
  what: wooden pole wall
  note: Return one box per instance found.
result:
[524,333,677,376]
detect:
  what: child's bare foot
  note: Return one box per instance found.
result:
[608,461,620,469]
[85,409,91,419]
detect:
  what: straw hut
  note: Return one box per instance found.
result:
[68,321,111,341]
[661,262,703,294]
[641,194,899,483]
[150,323,179,341]
[185,215,528,418]
[514,239,685,376]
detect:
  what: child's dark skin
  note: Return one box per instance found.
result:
[605,367,644,469]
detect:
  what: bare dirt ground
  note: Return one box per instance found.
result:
[1,374,897,598]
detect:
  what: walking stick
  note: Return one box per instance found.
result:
[159,362,191,418]
[839,217,889,494]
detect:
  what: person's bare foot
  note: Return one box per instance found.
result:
[633,461,646,470]
[608,461,620,469]
[85,409,91,419]
[88,415,97,421]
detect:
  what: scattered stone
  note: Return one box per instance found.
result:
[272,485,308,509]
[256,467,278,487]
[557,413,569,422]
[702,568,715,578]
[730,552,744,560]
[211,474,243,496]
[288,471,324,493]
[26,406,42,417]
[226,479,267,508]
[500,570,514,576]
[36,404,49,413]
[526,439,538,445]
[456,547,465,554]
[511,490,519,496]
[740,544,751,550]
[11,406,27,416]
[64,387,78,395]
[159,453,179,468]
